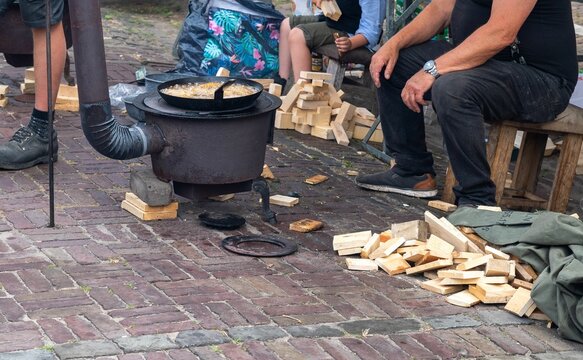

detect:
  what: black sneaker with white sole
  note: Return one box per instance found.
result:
[355,169,437,198]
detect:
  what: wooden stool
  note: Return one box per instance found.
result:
[442,104,583,213]
[314,44,373,90]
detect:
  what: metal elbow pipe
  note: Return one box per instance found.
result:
[69,0,164,159]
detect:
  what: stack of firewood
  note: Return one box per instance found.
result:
[276,71,383,145]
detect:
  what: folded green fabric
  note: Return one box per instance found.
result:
[448,208,583,343]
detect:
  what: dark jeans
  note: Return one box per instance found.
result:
[378,40,574,205]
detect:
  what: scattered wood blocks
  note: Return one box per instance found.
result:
[268,195,299,207]
[0,84,8,108]
[305,174,329,185]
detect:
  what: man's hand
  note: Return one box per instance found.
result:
[401,70,435,113]
[369,42,399,88]
[335,36,352,54]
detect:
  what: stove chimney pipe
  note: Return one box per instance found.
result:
[68,0,164,159]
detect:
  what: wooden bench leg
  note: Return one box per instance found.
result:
[489,125,517,204]
[512,132,547,194]
[548,134,583,212]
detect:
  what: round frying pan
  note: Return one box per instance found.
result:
[157,76,263,111]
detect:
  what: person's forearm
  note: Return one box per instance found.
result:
[349,34,368,50]
[388,0,453,50]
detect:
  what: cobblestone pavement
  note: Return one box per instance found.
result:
[0,3,582,360]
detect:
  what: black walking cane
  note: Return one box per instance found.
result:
[45,0,55,227]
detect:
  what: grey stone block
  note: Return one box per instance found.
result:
[0,350,56,360]
[130,168,173,206]
[114,334,178,352]
[426,315,482,330]
[478,309,533,325]
[54,340,122,359]
[339,318,423,335]
[285,324,345,338]
[228,326,287,342]
[175,330,231,347]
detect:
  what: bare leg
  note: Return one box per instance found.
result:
[288,27,311,82]
[32,22,66,111]
[278,18,292,80]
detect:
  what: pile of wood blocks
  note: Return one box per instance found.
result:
[0,85,7,108]
[276,71,383,145]
[333,209,552,322]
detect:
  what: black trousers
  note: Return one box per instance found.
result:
[377,40,574,205]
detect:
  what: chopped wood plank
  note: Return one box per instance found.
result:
[428,200,458,212]
[485,259,510,276]
[275,111,295,129]
[361,233,380,259]
[508,260,516,281]
[424,211,468,251]
[312,79,324,87]
[459,226,476,234]
[335,101,356,129]
[504,287,534,317]
[331,120,350,146]
[280,84,302,112]
[453,251,483,260]
[423,271,439,280]
[0,84,8,96]
[485,245,511,260]
[354,107,376,120]
[477,205,502,212]
[421,278,464,295]
[522,263,538,281]
[375,253,410,275]
[215,67,230,76]
[427,234,456,259]
[121,200,177,221]
[268,83,282,96]
[528,309,551,321]
[25,67,35,81]
[338,247,363,256]
[299,71,333,81]
[438,270,485,279]
[515,262,534,282]
[402,239,426,247]
[440,277,481,286]
[405,259,454,275]
[456,254,493,271]
[261,164,276,179]
[333,230,372,251]
[296,99,330,110]
[397,244,426,254]
[476,276,509,285]
[208,193,235,202]
[511,278,534,290]
[466,240,486,254]
[382,237,407,258]
[464,232,488,252]
[305,175,329,185]
[414,252,440,266]
[446,290,481,308]
[379,229,392,242]
[468,283,516,304]
[289,219,323,233]
[311,125,335,139]
[125,192,178,212]
[295,123,312,134]
[0,97,8,108]
[391,220,428,241]
[327,86,342,108]
[250,78,274,89]
[269,195,299,207]
[403,248,429,263]
[346,258,378,271]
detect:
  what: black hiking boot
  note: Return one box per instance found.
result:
[0,126,58,170]
[355,168,437,198]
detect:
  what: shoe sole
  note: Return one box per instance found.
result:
[0,154,58,170]
[356,181,438,198]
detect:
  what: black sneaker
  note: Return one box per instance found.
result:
[0,127,58,170]
[355,168,437,198]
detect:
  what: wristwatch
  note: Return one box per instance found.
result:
[423,60,440,79]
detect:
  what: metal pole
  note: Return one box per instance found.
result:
[45,0,55,227]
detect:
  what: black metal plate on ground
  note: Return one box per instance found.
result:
[221,235,298,257]
[199,212,246,230]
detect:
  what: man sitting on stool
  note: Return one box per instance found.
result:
[355,0,577,207]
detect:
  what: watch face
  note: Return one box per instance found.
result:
[424,60,434,71]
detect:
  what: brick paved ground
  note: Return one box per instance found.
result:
[0,3,582,360]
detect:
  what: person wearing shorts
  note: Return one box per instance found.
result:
[0,0,66,170]
[278,0,385,83]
